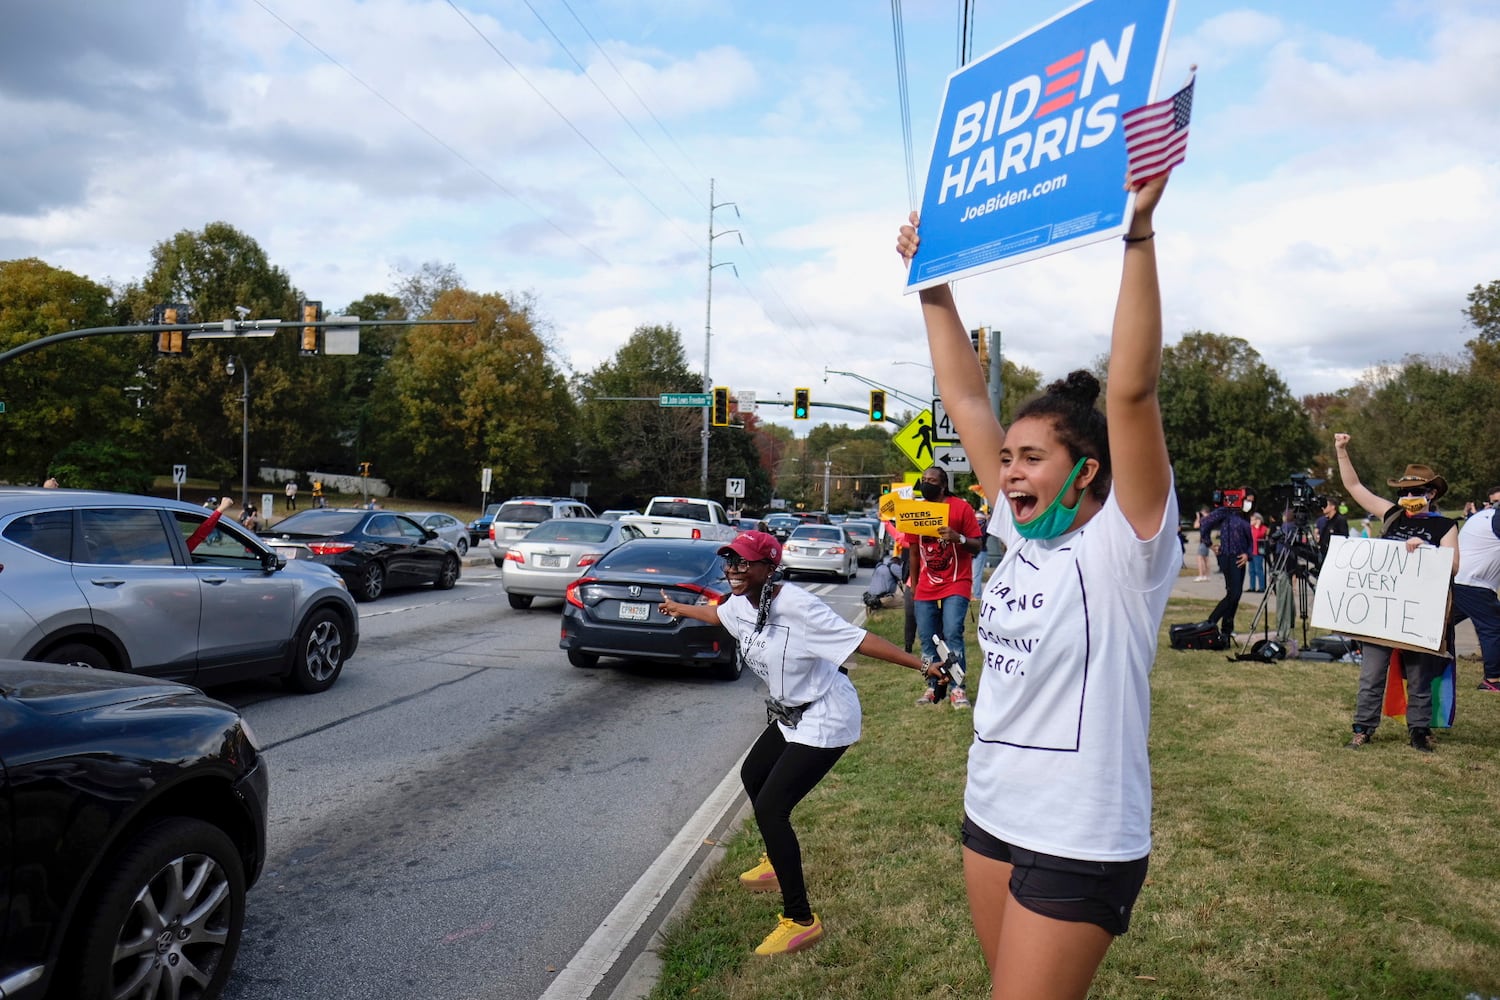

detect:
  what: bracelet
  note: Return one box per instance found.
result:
[1123,232,1154,243]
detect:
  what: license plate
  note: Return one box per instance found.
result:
[280,548,298,559]
[537,554,562,567]
[618,602,650,621]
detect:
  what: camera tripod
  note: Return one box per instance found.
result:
[1241,523,1317,652]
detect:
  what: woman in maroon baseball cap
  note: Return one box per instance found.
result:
[660,530,939,957]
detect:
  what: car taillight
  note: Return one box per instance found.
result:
[691,527,702,539]
[565,577,597,609]
[308,542,355,555]
[489,524,496,540]
[829,546,847,554]
[577,553,601,567]
[677,582,726,607]
[505,549,525,564]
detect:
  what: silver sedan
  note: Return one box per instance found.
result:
[408,511,470,555]
[500,518,644,609]
[781,525,859,583]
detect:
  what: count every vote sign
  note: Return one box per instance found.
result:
[906,0,1176,290]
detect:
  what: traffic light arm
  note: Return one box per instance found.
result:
[0,318,475,365]
[760,398,899,424]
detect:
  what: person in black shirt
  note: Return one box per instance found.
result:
[1198,489,1255,639]
[1314,496,1349,561]
[1333,434,1458,753]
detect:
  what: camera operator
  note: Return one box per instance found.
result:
[1198,487,1255,641]
[1314,496,1348,562]
[1333,433,1458,753]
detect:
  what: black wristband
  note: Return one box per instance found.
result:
[1123,232,1155,243]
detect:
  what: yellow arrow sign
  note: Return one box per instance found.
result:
[893,411,939,471]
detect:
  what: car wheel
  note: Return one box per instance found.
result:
[41,641,112,670]
[714,647,743,681]
[287,608,346,693]
[355,562,385,602]
[434,555,460,590]
[508,592,534,610]
[457,538,469,556]
[568,649,599,668]
[70,817,246,1000]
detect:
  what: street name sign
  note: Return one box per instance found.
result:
[660,393,712,407]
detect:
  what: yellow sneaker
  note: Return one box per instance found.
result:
[738,853,779,892]
[754,913,823,956]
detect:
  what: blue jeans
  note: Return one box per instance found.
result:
[914,595,969,694]
[1451,583,1500,681]
[1247,554,1265,591]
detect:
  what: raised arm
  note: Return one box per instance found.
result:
[1106,173,1173,538]
[1332,433,1393,518]
[897,216,1006,505]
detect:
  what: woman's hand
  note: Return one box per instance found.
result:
[1334,432,1350,450]
[1404,536,1425,554]
[657,590,688,621]
[1127,171,1169,221]
[897,211,920,264]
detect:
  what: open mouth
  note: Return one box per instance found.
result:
[1008,491,1038,521]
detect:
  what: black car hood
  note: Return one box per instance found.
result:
[0,660,200,716]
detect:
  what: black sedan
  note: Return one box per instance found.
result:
[559,538,740,679]
[260,508,461,602]
[0,659,268,1000]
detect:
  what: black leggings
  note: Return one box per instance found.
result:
[741,723,847,922]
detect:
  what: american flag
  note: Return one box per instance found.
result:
[1122,72,1195,186]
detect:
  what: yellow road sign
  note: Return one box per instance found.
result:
[893,411,939,471]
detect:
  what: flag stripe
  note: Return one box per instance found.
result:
[1123,75,1194,184]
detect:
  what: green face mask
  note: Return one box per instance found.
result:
[1013,456,1089,540]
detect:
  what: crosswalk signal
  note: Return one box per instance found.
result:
[794,387,810,420]
[868,390,886,423]
[711,386,730,426]
[301,300,322,356]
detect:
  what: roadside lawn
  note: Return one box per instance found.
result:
[647,595,1500,1000]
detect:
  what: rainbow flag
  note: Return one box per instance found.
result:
[1382,648,1456,729]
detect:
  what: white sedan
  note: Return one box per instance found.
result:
[781,525,859,583]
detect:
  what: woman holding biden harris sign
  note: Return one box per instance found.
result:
[896,172,1179,999]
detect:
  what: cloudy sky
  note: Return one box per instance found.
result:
[4,0,1498,429]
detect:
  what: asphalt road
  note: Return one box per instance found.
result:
[215,562,873,1000]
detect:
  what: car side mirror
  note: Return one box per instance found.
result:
[423,528,438,540]
[262,550,284,572]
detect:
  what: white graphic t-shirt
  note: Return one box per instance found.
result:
[716,584,865,748]
[968,484,1179,862]
[1456,508,1500,590]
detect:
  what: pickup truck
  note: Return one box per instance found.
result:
[619,497,740,542]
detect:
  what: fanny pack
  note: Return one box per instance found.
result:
[763,667,847,729]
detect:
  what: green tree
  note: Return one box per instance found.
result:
[572,324,707,507]
[371,288,575,500]
[1463,279,1500,342]
[0,258,147,485]
[1158,332,1316,511]
[124,222,344,490]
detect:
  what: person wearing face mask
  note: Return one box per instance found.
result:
[1196,489,1255,641]
[897,170,1178,1000]
[658,532,939,956]
[1333,434,1459,752]
[906,466,984,708]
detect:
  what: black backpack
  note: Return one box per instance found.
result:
[1169,620,1230,651]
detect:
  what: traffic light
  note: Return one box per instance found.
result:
[711,386,730,426]
[301,301,322,356]
[154,304,185,355]
[868,390,886,423]
[793,387,810,420]
[970,327,989,369]
[359,461,371,476]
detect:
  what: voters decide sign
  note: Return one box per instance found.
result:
[906,0,1175,291]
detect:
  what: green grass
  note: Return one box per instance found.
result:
[647,594,1500,999]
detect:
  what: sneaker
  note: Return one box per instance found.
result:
[1409,727,1436,754]
[1344,728,1373,749]
[949,688,971,709]
[738,853,779,892]
[754,913,823,956]
[1478,678,1500,692]
[915,689,938,706]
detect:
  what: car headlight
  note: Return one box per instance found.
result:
[239,718,263,752]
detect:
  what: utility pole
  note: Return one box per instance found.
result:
[703,178,741,495]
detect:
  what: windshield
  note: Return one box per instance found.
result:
[647,501,710,522]
[525,520,612,544]
[271,510,365,534]
[496,504,554,524]
[791,526,843,542]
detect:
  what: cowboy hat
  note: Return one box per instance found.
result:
[1386,464,1447,501]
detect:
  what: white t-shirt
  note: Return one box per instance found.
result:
[968,484,1180,862]
[716,583,865,748]
[1456,508,1500,590]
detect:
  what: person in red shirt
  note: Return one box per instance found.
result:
[906,466,983,708]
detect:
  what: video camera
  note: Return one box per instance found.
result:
[1262,473,1323,528]
[1212,487,1248,509]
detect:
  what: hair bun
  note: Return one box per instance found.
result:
[1044,369,1101,408]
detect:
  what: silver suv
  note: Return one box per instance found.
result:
[488,496,595,565]
[0,488,359,693]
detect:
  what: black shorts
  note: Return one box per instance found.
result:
[961,815,1149,936]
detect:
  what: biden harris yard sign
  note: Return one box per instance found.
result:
[906,0,1176,291]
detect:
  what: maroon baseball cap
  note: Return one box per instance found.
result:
[718,530,782,565]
